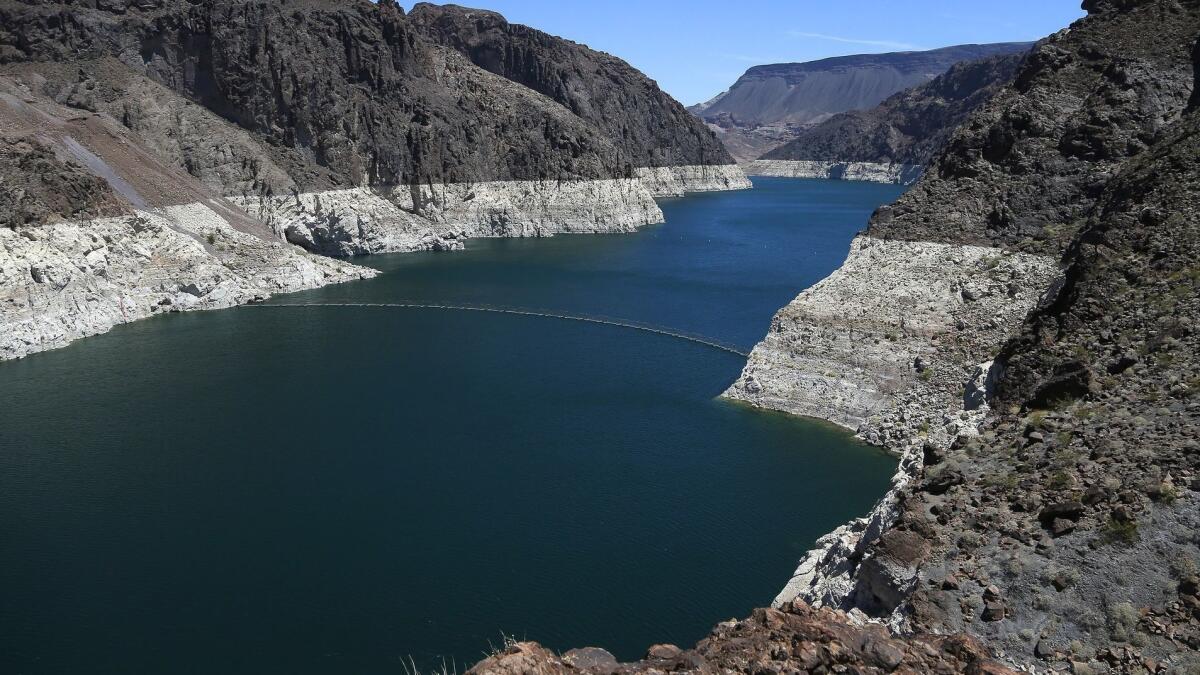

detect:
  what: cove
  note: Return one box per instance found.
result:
[0,178,904,673]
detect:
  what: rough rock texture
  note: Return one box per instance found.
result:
[754,53,1029,185]
[0,135,128,226]
[726,236,1059,435]
[721,1,1200,671]
[233,178,666,258]
[0,0,740,193]
[0,204,374,360]
[743,159,923,185]
[468,600,1015,675]
[406,3,733,172]
[869,0,1198,253]
[633,164,751,197]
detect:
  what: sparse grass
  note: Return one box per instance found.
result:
[1157,483,1179,505]
[1101,518,1140,545]
[1107,602,1139,643]
[984,471,1019,490]
[1049,470,1072,490]
[205,232,217,245]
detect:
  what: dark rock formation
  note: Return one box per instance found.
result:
[407,3,730,170]
[867,0,1199,253]
[0,136,127,227]
[0,0,734,201]
[761,52,1028,168]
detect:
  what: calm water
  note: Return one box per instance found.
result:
[0,178,903,674]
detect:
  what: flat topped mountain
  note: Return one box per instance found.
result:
[757,51,1027,169]
[693,42,1033,128]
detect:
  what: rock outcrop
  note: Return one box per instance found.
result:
[468,600,1015,675]
[0,0,748,359]
[747,52,1029,185]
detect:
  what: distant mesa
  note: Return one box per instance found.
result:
[692,42,1033,162]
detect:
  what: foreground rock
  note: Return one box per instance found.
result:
[469,600,1014,674]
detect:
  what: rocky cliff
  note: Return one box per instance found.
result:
[0,0,748,359]
[693,43,1032,162]
[479,1,1199,672]
[725,0,1200,670]
[746,52,1028,184]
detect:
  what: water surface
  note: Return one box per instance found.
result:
[0,178,903,673]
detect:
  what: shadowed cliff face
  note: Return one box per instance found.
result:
[406,2,734,170]
[0,0,732,195]
[761,52,1028,167]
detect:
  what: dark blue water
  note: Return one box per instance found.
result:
[0,178,903,674]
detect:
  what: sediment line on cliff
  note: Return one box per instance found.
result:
[742,160,923,185]
[0,203,375,361]
[231,166,751,258]
[1,166,751,361]
[724,235,1060,612]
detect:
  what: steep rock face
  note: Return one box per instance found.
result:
[748,52,1028,184]
[0,0,628,187]
[726,0,1200,670]
[870,0,1198,252]
[407,3,735,171]
[841,99,1200,672]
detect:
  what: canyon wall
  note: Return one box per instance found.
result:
[0,0,748,359]
[727,0,1200,669]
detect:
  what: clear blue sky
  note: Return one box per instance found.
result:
[400,1,1086,105]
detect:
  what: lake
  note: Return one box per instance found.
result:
[0,178,904,673]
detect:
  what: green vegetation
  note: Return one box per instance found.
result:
[1101,517,1139,545]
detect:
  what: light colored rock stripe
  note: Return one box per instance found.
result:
[231,178,664,258]
[0,203,373,361]
[233,167,751,258]
[743,160,923,185]
[634,164,752,196]
[721,235,1060,610]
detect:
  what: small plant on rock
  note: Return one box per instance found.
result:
[1101,517,1139,545]
[1107,602,1139,643]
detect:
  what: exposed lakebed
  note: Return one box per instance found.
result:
[0,178,904,673]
